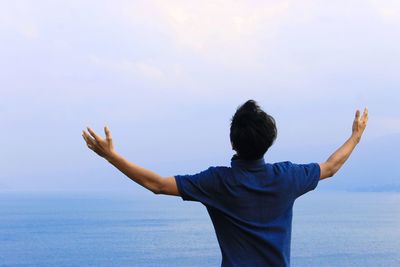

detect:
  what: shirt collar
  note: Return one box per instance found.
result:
[230,154,266,169]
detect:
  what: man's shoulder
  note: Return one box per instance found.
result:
[208,165,232,173]
[267,161,303,176]
[270,161,295,170]
[271,161,293,165]
[205,165,234,180]
[176,166,231,179]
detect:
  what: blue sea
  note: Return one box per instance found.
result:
[1,191,399,267]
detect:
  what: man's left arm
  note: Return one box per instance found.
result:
[82,126,180,196]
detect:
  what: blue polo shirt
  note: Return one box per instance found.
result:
[174,155,320,267]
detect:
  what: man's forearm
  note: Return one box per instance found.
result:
[106,152,163,194]
[319,108,368,180]
[324,135,359,177]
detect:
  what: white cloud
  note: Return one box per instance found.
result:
[0,2,39,39]
[20,23,39,39]
[369,0,400,22]
[117,0,291,69]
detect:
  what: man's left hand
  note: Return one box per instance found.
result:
[82,126,116,161]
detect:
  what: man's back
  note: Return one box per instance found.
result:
[175,156,320,266]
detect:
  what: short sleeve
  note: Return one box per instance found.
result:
[174,167,219,204]
[288,162,321,198]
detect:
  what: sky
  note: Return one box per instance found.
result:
[1,0,399,193]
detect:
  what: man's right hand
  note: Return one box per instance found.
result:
[351,108,368,143]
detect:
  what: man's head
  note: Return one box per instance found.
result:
[230,100,277,160]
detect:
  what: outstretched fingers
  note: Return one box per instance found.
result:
[104,126,112,141]
[355,108,369,123]
[82,130,95,150]
[353,110,361,128]
[362,107,368,119]
[355,110,360,120]
[362,108,369,125]
[87,127,101,141]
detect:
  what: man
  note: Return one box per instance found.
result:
[82,100,368,266]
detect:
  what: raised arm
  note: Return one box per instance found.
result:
[82,126,179,196]
[319,108,368,180]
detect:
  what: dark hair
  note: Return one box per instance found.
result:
[230,100,277,160]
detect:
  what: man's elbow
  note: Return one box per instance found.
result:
[150,180,164,195]
[320,162,337,179]
[152,183,163,195]
[154,176,180,196]
[326,169,336,178]
[153,177,169,195]
[152,188,162,195]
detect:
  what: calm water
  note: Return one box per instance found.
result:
[0,192,399,267]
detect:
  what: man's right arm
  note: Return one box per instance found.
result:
[319,108,368,180]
